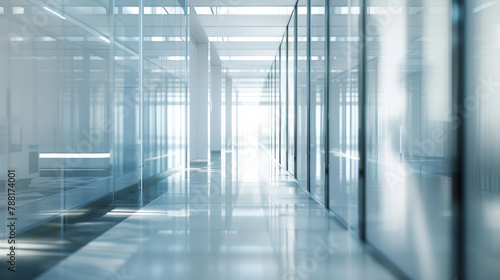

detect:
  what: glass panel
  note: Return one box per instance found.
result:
[0,0,114,232]
[310,0,326,204]
[365,0,454,278]
[114,1,140,191]
[296,0,308,188]
[465,1,500,278]
[0,0,187,238]
[143,0,186,178]
[288,13,295,174]
[328,0,360,228]
[269,62,276,157]
[60,0,113,213]
[173,0,187,168]
[268,72,272,152]
[280,41,287,166]
[273,60,279,160]
[275,60,279,160]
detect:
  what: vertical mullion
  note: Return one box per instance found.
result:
[286,29,289,170]
[452,0,466,278]
[306,0,311,193]
[358,0,367,241]
[277,61,279,161]
[110,0,116,202]
[279,47,282,165]
[139,0,144,188]
[324,0,330,209]
[274,61,277,159]
[294,4,299,177]
[184,1,189,169]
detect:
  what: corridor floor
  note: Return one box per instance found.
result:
[37,148,397,280]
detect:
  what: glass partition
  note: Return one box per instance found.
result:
[328,0,360,228]
[114,1,140,191]
[309,0,326,204]
[274,55,278,160]
[0,0,115,233]
[465,0,500,278]
[280,40,287,166]
[143,0,186,178]
[276,59,279,161]
[259,1,500,277]
[0,0,187,237]
[287,12,296,175]
[296,0,308,188]
[365,0,454,278]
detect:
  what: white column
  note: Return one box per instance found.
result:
[189,42,209,161]
[210,65,222,152]
[189,42,197,161]
[197,43,209,160]
[225,77,232,150]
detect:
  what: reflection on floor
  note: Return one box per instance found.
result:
[34,148,396,280]
[3,169,186,280]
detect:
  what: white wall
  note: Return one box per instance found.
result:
[225,77,232,150]
[189,42,209,160]
[210,65,222,152]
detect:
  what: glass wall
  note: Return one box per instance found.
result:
[465,1,500,278]
[271,59,281,161]
[271,59,280,159]
[261,1,500,278]
[296,0,308,188]
[328,0,360,228]
[309,0,326,204]
[114,1,140,191]
[365,0,454,278]
[287,12,296,175]
[0,0,187,236]
[280,41,287,167]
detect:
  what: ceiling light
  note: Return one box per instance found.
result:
[208,37,282,42]
[220,56,275,61]
[122,7,139,14]
[194,6,293,15]
[164,6,184,14]
[194,7,213,14]
[39,153,110,159]
[13,7,24,14]
[151,36,166,42]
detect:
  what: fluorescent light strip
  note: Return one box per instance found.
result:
[164,7,184,14]
[13,7,24,14]
[194,7,213,14]
[159,56,185,60]
[151,36,166,42]
[194,6,293,15]
[39,153,111,159]
[43,7,66,20]
[226,69,268,73]
[220,56,275,61]
[294,6,330,15]
[208,37,282,42]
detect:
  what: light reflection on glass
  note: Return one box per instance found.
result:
[0,0,187,236]
[365,0,453,278]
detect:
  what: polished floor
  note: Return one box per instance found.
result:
[36,148,397,280]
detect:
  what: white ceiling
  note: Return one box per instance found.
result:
[8,0,298,94]
[189,0,297,93]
